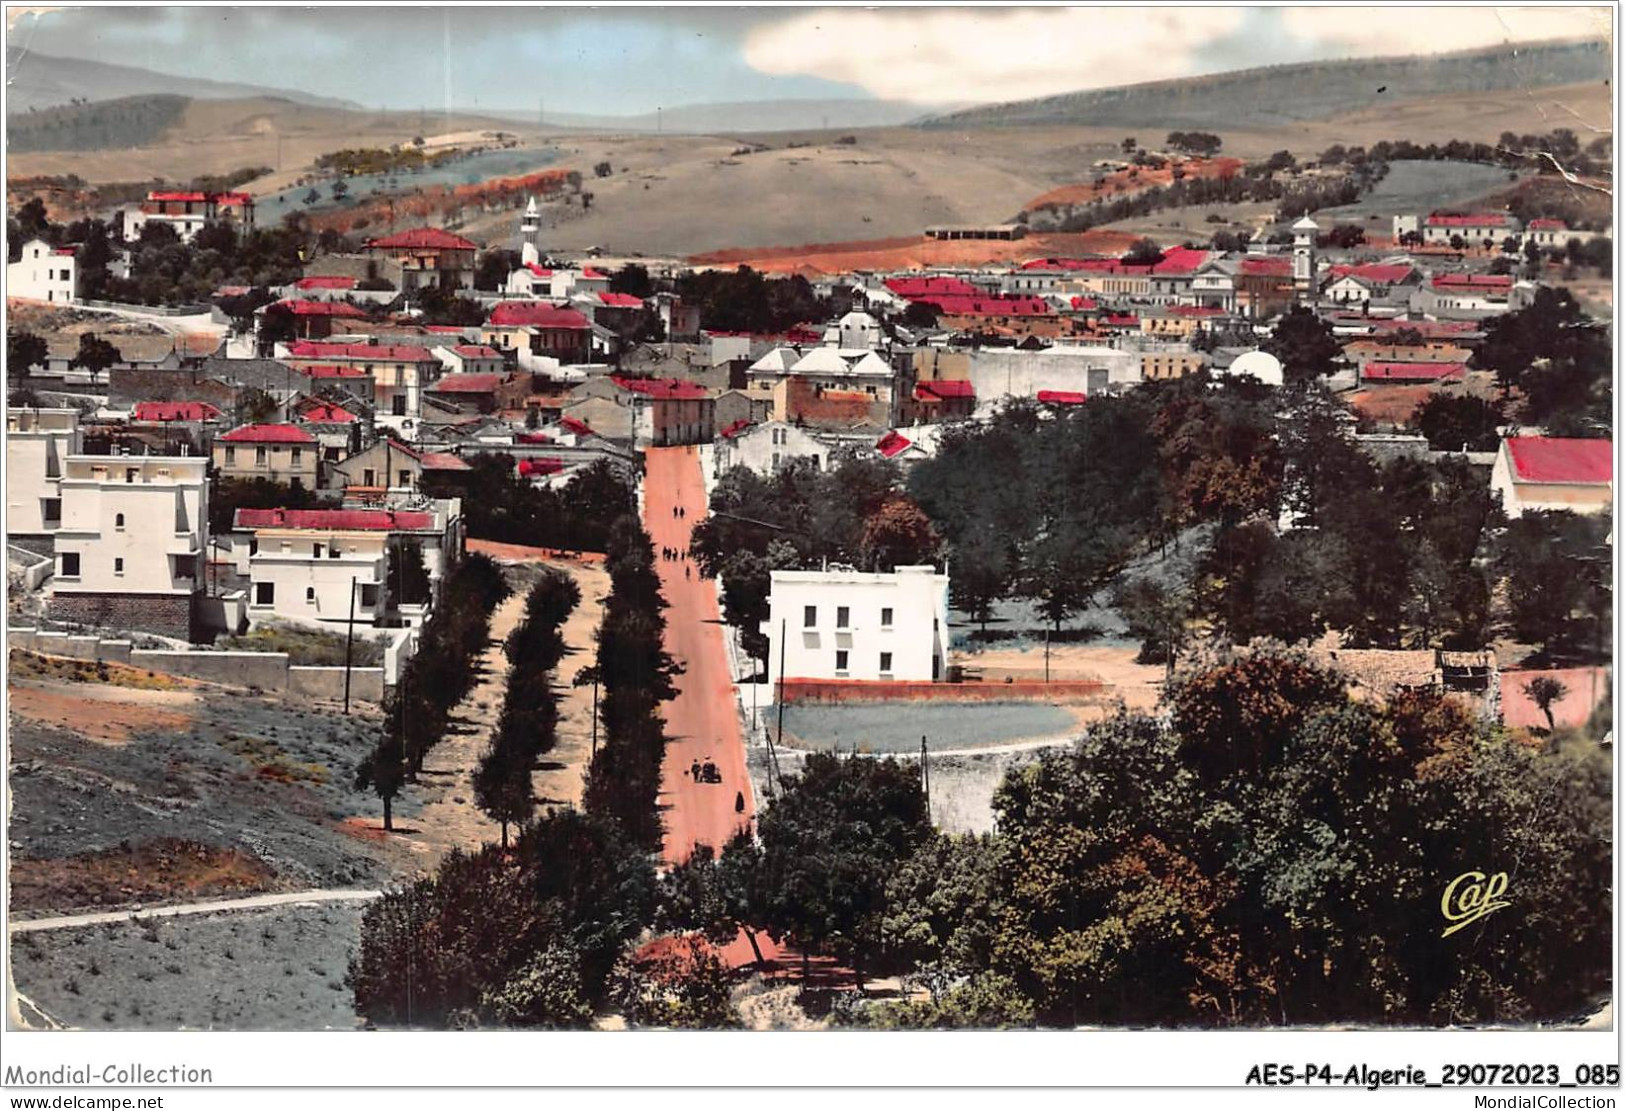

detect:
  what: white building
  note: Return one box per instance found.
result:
[714,420,835,477]
[6,408,81,540]
[764,565,950,683]
[1489,436,1612,519]
[51,454,209,639]
[963,346,1139,411]
[822,310,885,351]
[7,239,78,305]
[240,517,392,627]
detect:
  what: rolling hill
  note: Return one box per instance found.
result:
[4,50,361,113]
[919,38,1612,130]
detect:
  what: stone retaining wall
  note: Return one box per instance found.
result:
[776,678,1106,704]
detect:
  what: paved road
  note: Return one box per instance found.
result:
[643,446,756,865]
[9,889,381,934]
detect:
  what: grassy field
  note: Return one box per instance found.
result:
[217,624,386,668]
[777,701,1079,753]
[9,80,1606,258]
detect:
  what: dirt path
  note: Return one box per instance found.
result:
[404,583,530,860]
[9,889,381,934]
[644,447,756,864]
[397,550,608,863]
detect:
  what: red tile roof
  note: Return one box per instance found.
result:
[431,373,506,393]
[303,363,370,378]
[1328,263,1417,284]
[914,380,975,401]
[1069,296,1099,311]
[876,430,913,458]
[558,416,594,437]
[1368,318,1477,337]
[418,452,472,471]
[148,191,207,202]
[582,267,609,279]
[364,227,477,251]
[719,419,753,439]
[1037,390,1088,404]
[1426,212,1514,228]
[519,457,566,477]
[295,276,358,291]
[915,294,1054,317]
[489,302,592,329]
[53,246,77,257]
[277,299,368,318]
[235,508,435,531]
[1101,314,1139,327]
[1169,304,1224,317]
[611,375,709,400]
[885,276,979,297]
[133,400,223,422]
[219,423,317,444]
[597,291,645,308]
[452,344,502,358]
[524,262,553,278]
[287,341,436,361]
[1505,437,1612,484]
[1528,218,1567,231]
[295,400,357,423]
[1239,256,1293,278]
[1362,361,1468,382]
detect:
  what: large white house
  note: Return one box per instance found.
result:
[764,565,951,683]
[714,420,835,477]
[7,239,78,305]
[6,408,82,542]
[233,507,435,627]
[51,454,210,639]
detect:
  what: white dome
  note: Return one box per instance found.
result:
[1226,349,1284,386]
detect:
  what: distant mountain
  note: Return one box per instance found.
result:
[919,38,1611,130]
[496,98,952,134]
[5,50,361,113]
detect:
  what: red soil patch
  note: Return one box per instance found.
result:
[689,229,1142,276]
[467,538,605,564]
[1024,157,1245,213]
[337,816,392,844]
[9,838,278,912]
[1347,384,1436,428]
[7,684,195,745]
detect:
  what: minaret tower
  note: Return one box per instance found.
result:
[520,195,542,267]
[1292,215,1319,305]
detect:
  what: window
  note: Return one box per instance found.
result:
[392,395,407,416]
[313,543,324,558]
[255,582,275,605]
[879,651,893,674]
[125,468,139,484]
[225,447,236,466]
[291,448,303,465]
[836,606,850,629]
[290,477,303,491]
[329,544,341,559]
[880,606,893,627]
[306,587,316,603]
[59,552,80,577]
[835,649,849,674]
[43,498,61,524]
[803,605,817,628]
[114,512,126,530]
[255,446,267,467]
[399,470,412,487]
[360,583,380,608]
[363,469,376,487]
[248,539,258,556]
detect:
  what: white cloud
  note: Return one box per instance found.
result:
[741,7,1247,104]
[1281,5,1612,57]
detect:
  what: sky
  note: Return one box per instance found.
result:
[5,5,1613,116]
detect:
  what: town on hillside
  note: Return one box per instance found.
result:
[3,35,1614,1052]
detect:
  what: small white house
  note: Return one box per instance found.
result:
[7,239,78,305]
[764,565,950,682]
[1489,436,1613,519]
[714,420,833,476]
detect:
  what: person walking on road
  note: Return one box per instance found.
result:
[691,759,701,781]
[734,791,745,814]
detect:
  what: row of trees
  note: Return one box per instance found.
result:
[355,553,511,830]
[474,570,581,847]
[579,518,682,850]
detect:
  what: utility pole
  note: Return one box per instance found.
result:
[920,734,929,814]
[342,575,358,714]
